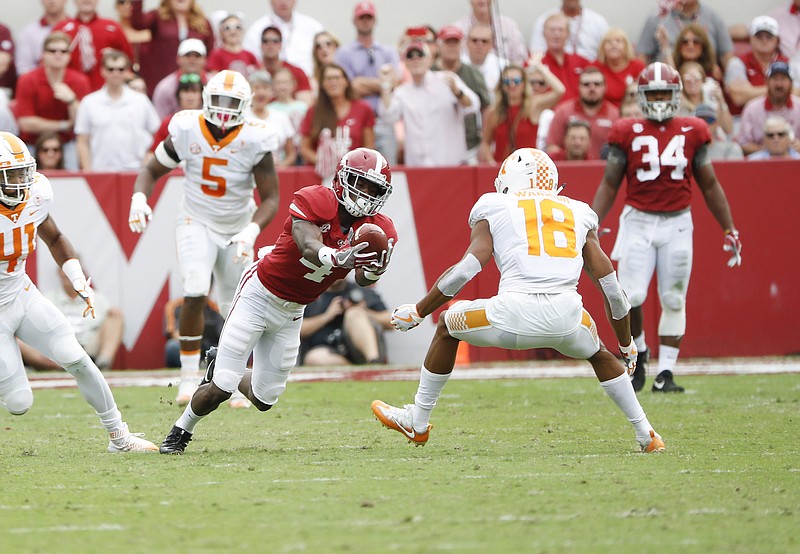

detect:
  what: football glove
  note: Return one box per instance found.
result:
[228,222,261,263]
[363,238,395,275]
[73,277,96,319]
[723,230,742,267]
[619,339,638,376]
[391,303,424,332]
[318,242,377,269]
[128,192,152,233]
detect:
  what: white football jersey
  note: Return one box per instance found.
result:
[169,111,280,235]
[469,189,598,295]
[0,174,52,307]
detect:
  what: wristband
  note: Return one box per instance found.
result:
[61,257,86,284]
[318,246,337,268]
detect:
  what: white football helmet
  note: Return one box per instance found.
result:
[494,148,559,195]
[0,132,36,207]
[202,70,252,130]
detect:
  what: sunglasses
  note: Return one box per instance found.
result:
[222,24,243,32]
[406,50,425,59]
[765,131,789,138]
[40,147,62,153]
[681,37,702,45]
[315,40,335,49]
[45,48,69,54]
[179,73,202,84]
[469,37,491,44]
[529,79,546,86]
[104,66,127,73]
[580,81,604,87]
[262,37,281,44]
[502,77,523,86]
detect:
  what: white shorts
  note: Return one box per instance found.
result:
[445,291,601,360]
[211,263,305,404]
[611,206,693,308]
[175,217,252,316]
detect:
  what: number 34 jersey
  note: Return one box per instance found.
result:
[169,110,279,235]
[469,189,598,295]
[0,174,51,307]
[609,116,711,213]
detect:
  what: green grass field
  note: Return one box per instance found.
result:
[1,374,798,554]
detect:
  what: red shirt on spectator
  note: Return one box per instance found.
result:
[299,99,375,153]
[0,24,17,94]
[546,98,619,159]
[492,105,539,162]
[591,59,646,107]
[14,67,91,144]
[541,51,590,104]
[207,49,260,77]
[53,14,133,92]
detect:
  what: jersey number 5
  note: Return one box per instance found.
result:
[632,135,687,181]
[518,199,577,258]
[201,157,228,197]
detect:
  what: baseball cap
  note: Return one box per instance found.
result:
[693,103,717,121]
[404,41,429,58]
[437,25,464,41]
[353,1,376,18]
[178,38,206,56]
[749,15,779,37]
[262,25,282,40]
[767,60,791,79]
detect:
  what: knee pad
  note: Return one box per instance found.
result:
[47,334,87,368]
[252,382,286,407]
[661,290,685,312]
[658,293,686,336]
[4,388,33,415]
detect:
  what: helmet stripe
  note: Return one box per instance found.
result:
[223,71,235,91]
[0,132,26,162]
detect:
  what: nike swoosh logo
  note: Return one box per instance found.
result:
[293,316,302,321]
[28,209,39,216]
[395,423,417,440]
[681,126,693,132]
[394,315,414,323]
[653,379,665,390]
[24,284,31,291]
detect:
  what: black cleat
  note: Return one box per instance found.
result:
[200,347,217,386]
[631,348,647,392]
[160,425,193,454]
[652,370,684,393]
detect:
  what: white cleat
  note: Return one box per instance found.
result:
[107,423,158,453]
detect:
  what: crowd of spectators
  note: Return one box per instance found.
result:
[2,0,799,171]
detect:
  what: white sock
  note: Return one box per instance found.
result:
[96,406,124,434]
[180,351,201,380]
[412,366,450,432]
[599,372,653,444]
[634,332,647,353]
[657,345,680,374]
[175,402,204,433]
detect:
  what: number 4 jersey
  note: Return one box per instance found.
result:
[469,189,597,295]
[609,116,711,213]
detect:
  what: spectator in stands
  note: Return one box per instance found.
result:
[115,0,151,75]
[530,0,609,62]
[455,0,528,65]
[538,12,590,105]
[546,66,618,159]
[312,31,340,88]
[246,70,297,167]
[269,66,309,137]
[434,24,491,164]
[148,72,202,159]
[207,13,260,78]
[74,49,160,171]
[259,25,314,105]
[620,97,643,118]
[54,0,133,92]
[591,28,645,107]
[15,31,91,170]
[164,297,223,369]
[725,16,789,117]
[464,23,507,98]
[769,1,800,60]
[22,262,124,372]
[126,74,148,94]
[244,0,324,77]
[747,115,800,160]
[34,132,66,170]
[0,22,18,98]
[737,61,800,155]
[380,41,478,167]
[299,279,391,366]
[665,24,723,82]
[693,103,744,160]
[479,60,564,164]
[152,38,207,118]
[15,0,68,76]
[677,61,732,136]
[335,1,400,164]
[637,0,733,68]
[550,119,591,161]
[299,63,374,179]
[129,0,213,96]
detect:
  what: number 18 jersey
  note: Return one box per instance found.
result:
[469,189,598,295]
[609,116,711,213]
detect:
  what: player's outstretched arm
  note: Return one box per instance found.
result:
[129,137,179,232]
[591,145,627,224]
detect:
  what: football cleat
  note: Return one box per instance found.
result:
[159,425,193,455]
[371,400,431,446]
[107,423,158,453]
[640,430,666,453]
[652,370,684,393]
[631,348,648,392]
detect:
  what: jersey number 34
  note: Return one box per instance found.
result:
[632,135,687,182]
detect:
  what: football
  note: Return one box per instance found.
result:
[353,223,388,255]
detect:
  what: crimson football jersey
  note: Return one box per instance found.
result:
[609,116,712,212]
[256,185,398,305]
